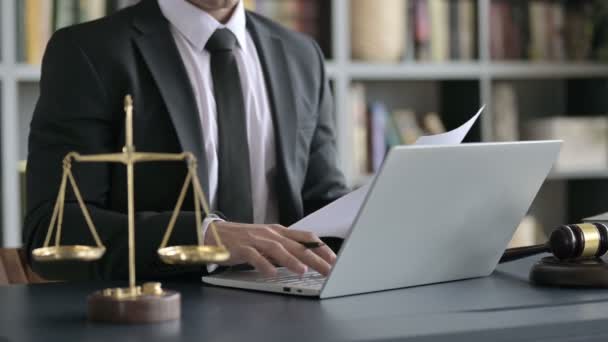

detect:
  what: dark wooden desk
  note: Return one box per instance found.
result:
[2,256,608,341]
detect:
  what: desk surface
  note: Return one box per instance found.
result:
[2,256,608,342]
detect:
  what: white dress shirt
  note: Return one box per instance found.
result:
[158,0,279,226]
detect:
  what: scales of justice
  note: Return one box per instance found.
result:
[31,95,230,323]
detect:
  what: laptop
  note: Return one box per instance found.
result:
[203,141,561,299]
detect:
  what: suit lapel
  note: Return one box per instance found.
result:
[130,4,300,222]
[131,1,209,194]
[247,14,301,222]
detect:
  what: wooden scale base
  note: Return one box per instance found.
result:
[530,257,608,288]
[88,283,180,324]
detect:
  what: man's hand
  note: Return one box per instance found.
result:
[205,222,336,277]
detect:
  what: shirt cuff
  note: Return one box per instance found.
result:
[202,214,225,273]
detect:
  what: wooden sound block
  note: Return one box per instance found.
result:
[88,285,180,324]
[530,257,608,288]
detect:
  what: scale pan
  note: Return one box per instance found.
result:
[158,245,230,264]
[32,245,106,262]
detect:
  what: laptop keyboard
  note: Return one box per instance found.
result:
[255,270,326,288]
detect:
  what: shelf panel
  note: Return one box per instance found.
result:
[12,64,41,81]
[488,62,608,80]
[6,61,472,81]
[12,62,341,82]
[353,169,608,187]
[4,62,608,82]
[548,169,608,180]
[325,61,338,78]
[330,61,608,81]
[346,62,483,80]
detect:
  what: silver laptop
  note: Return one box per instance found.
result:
[203,141,561,299]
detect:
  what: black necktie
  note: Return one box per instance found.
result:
[205,28,254,223]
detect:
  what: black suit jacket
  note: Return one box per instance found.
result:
[24,0,347,281]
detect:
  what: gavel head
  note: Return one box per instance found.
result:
[550,223,608,260]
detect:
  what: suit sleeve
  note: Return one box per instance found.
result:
[24,29,204,281]
[300,40,349,216]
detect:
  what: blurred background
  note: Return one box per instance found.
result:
[0,0,607,248]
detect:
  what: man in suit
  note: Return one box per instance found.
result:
[24,0,348,280]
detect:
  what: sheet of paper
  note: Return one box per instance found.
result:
[290,106,485,238]
[414,105,484,145]
[583,212,608,222]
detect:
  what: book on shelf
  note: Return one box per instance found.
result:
[20,0,329,65]
[529,1,548,60]
[508,215,545,248]
[404,1,417,61]
[448,0,459,59]
[456,0,476,60]
[252,0,319,33]
[593,2,608,60]
[548,0,566,61]
[53,0,81,32]
[416,0,476,62]
[492,82,519,141]
[20,0,138,65]
[491,0,608,61]
[79,0,107,23]
[350,85,447,175]
[422,112,446,135]
[367,104,447,172]
[247,0,330,57]
[350,0,475,62]
[392,109,424,145]
[367,102,390,173]
[350,84,369,179]
[414,0,432,61]
[524,116,608,172]
[429,0,449,61]
[351,0,406,62]
[244,0,256,10]
[23,0,52,66]
[489,0,505,60]
[406,0,477,62]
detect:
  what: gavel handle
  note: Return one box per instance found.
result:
[499,244,549,263]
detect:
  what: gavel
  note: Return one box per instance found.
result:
[500,223,608,263]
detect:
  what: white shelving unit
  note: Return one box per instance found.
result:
[1,0,21,247]
[329,0,608,185]
[329,62,608,80]
[548,169,608,181]
[1,0,607,246]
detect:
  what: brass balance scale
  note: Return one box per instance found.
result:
[31,95,229,323]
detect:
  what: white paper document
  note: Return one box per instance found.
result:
[414,106,484,146]
[289,106,485,238]
[584,212,608,222]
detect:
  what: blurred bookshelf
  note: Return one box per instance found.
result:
[1,0,608,246]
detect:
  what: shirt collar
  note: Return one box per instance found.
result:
[158,0,247,53]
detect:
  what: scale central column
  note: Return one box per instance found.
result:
[125,96,136,291]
